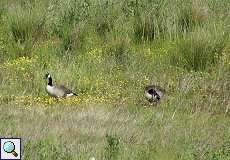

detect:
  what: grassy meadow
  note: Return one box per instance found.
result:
[0,0,230,159]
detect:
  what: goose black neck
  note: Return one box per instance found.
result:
[48,77,53,86]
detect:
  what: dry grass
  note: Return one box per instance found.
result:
[0,0,230,159]
[1,103,230,159]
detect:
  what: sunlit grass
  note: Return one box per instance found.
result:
[0,93,128,107]
[0,0,229,159]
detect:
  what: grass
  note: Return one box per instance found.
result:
[1,104,230,159]
[0,0,230,159]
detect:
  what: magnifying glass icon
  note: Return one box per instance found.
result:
[3,141,18,157]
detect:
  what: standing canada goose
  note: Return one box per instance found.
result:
[44,72,77,98]
[145,85,165,103]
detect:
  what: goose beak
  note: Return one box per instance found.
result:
[44,73,50,79]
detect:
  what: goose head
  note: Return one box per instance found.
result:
[44,72,53,86]
[44,72,51,79]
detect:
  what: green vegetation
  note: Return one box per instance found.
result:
[0,0,229,159]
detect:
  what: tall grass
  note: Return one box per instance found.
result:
[0,0,229,107]
[5,3,46,57]
[169,24,228,71]
[0,0,229,159]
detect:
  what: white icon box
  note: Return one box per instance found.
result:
[0,138,21,160]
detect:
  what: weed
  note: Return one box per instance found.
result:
[104,134,120,160]
[23,138,74,160]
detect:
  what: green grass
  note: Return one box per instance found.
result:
[0,0,230,159]
[1,104,230,159]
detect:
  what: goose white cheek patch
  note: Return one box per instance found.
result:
[66,93,74,97]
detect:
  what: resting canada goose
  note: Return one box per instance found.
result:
[44,72,77,98]
[145,85,165,103]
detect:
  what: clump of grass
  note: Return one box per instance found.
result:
[95,15,113,38]
[211,141,230,160]
[104,134,120,160]
[191,1,210,24]
[46,0,85,33]
[169,25,227,71]
[23,138,74,160]
[0,95,15,105]
[0,1,229,159]
[6,6,45,57]
[0,55,43,96]
[46,0,89,52]
[0,5,5,20]
[133,4,166,42]
[104,37,131,66]
[8,7,45,43]
[133,14,155,42]
[56,24,73,51]
[177,1,194,33]
[177,1,210,33]
[93,1,121,40]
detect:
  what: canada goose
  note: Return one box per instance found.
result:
[145,85,165,103]
[44,72,77,98]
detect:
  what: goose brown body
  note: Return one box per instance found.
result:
[45,73,77,98]
[145,85,165,103]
